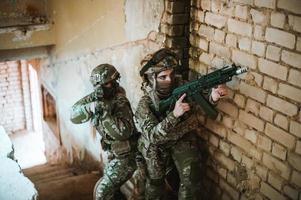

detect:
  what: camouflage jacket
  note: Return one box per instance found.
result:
[95,93,135,141]
[135,76,216,149]
[71,87,137,155]
[135,94,200,147]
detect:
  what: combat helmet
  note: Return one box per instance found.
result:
[139,48,180,78]
[90,64,120,86]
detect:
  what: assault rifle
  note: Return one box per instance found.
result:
[151,64,248,119]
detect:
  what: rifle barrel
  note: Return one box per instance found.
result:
[235,67,248,75]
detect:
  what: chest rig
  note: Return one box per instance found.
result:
[93,97,137,157]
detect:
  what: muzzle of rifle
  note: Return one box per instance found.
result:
[235,67,248,75]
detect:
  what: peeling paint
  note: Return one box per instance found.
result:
[235,165,261,198]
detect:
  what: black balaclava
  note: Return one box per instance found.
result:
[102,80,119,99]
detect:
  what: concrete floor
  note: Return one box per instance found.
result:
[23,163,100,200]
[9,130,47,169]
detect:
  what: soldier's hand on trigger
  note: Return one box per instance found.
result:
[211,84,228,102]
[173,93,190,118]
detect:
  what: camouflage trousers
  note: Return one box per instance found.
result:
[94,154,136,200]
[139,132,202,200]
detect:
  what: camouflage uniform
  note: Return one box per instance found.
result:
[70,64,137,200]
[135,48,215,200]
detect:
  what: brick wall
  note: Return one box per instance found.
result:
[189,0,301,199]
[161,0,191,76]
[0,61,33,134]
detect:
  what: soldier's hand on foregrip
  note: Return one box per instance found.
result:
[211,84,228,102]
[173,93,190,118]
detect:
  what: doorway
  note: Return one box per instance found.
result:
[0,59,47,169]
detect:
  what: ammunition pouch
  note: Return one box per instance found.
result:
[111,140,132,157]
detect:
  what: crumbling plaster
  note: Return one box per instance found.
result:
[0,126,38,200]
[0,0,53,50]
